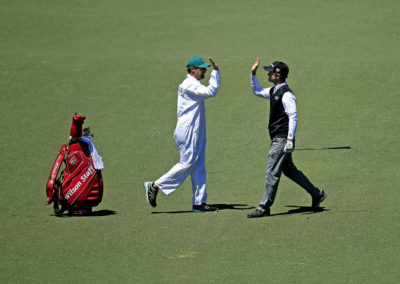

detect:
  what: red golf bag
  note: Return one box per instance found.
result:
[46,115,104,216]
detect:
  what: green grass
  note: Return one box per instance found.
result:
[1,0,399,283]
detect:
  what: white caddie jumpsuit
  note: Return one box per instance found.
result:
[155,70,220,205]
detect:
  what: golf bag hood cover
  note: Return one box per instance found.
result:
[70,115,86,138]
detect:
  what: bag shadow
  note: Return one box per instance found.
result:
[52,209,117,217]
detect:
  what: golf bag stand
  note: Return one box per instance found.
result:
[46,115,104,216]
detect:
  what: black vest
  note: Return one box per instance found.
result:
[268,84,293,139]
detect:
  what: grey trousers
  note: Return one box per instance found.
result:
[259,137,321,208]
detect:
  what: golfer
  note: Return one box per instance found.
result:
[247,58,326,218]
[144,56,220,213]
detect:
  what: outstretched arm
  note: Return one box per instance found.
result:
[251,58,271,99]
[209,57,219,71]
[185,72,220,97]
[251,57,260,75]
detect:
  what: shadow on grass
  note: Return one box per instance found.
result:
[85,210,117,217]
[270,205,330,216]
[210,204,256,210]
[151,203,255,214]
[52,210,117,217]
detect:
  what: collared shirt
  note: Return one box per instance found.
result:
[251,75,297,139]
[176,70,220,135]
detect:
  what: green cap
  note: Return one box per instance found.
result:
[186,56,211,69]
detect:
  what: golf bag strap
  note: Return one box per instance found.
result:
[46,144,67,204]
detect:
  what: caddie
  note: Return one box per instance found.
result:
[145,56,220,213]
[247,58,327,218]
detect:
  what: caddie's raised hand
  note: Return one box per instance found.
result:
[251,57,260,75]
[284,139,294,153]
[208,57,219,71]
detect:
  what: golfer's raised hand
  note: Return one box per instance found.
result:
[251,57,260,75]
[209,57,219,71]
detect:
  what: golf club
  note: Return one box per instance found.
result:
[295,146,352,151]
